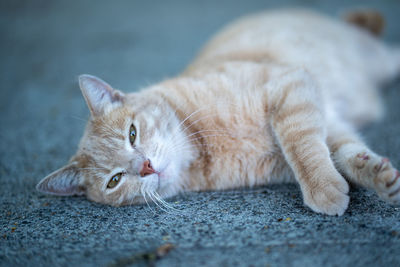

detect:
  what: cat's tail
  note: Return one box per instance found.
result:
[343,9,400,80]
[343,9,385,37]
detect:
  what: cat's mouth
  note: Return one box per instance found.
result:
[158,162,172,179]
[155,162,174,188]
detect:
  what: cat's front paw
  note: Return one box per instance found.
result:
[301,174,350,216]
[372,158,400,205]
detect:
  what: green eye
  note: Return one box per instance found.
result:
[107,173,122,189]
[129,124,137,146]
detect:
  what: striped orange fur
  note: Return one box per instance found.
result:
[36,9,400,215]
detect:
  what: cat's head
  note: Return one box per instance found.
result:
[36,75,194,206]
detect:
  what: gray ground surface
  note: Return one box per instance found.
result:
[1,0,400,266]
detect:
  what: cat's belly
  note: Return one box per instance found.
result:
[161,62,296,191]
[185,110,293,191]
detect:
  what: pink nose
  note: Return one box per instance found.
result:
[140,159,156,177]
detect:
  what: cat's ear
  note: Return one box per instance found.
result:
[79,74,125,116]
[36,163,85,196]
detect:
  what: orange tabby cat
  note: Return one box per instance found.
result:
[37,9,400,215]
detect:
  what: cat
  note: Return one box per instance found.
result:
[36,9,400,216]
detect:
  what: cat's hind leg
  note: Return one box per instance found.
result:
[267,69,349,215]
[327,121,400,205]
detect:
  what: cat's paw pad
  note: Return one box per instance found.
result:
[302,175,349,216]
[350,151,385,177]
[373,159,400,204]
[354,152,370,168]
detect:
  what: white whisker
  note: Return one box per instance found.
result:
[70,115,88,123]
[169,134,234,153]
[167,102,238,144]
[162,102,240,159]
[167,143,217,154]
[148,192,170,213]
[173,106,212,134]
[185,129,235,139]
[167,127,235,149]
[141,187,156,214]
[153,192,185,215]
[78,167,108,171]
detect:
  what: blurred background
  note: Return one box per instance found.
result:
[1,1,399,266]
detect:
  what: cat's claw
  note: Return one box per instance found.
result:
[374,162,400,205]
[373,157,389,173]
[351,152,400,205]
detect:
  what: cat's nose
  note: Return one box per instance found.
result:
[140,159,156,177]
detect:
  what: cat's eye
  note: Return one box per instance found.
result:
[107,173,122,189]
[129,124,137,146]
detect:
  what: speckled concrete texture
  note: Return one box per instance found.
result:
[1,1,400,266]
